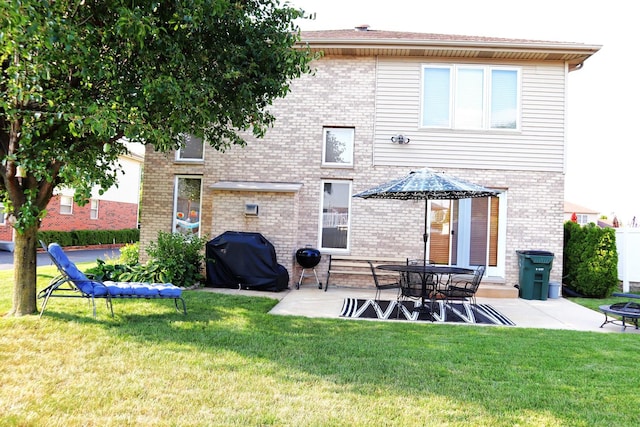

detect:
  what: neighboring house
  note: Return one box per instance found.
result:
[563,201,600,226]
[140,26,600,289]
[0,142,143,251]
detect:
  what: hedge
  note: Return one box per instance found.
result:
[38,228,139,247]
[563,221,618,297]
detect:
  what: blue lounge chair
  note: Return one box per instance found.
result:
[38,242,187,318]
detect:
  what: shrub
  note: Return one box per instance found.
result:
[86,232,206,288]
[119,242,139,265]
[144,232,208,287]
[38,228,139,246]
[563,221,618,297]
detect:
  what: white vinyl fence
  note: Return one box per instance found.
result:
[616,227,640,292]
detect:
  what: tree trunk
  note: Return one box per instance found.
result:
[8,226,39,316]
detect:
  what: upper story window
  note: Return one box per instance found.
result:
[90,199,99,220]
[60,195,73,215]
[322,127,354,167]
[421,65,520,130]
[176,134,204,162]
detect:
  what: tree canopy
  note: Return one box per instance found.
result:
[0,0,314,315]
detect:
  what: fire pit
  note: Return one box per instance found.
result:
[599,301,640,331]
[295,247,322,289]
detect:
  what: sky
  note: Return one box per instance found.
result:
[290,0,639,224]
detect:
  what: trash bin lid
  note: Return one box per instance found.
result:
[516,250,554,256]
[516,250,554,264]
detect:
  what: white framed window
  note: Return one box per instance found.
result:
[421,65,520,130]
[322,127,354,167]
[319,180,352,251]
[0,203,5,225]
[175,134,204,161]
[173,176,202,236]
[60,195,73,215]
[90,199,99,219]
[576,214,589,225]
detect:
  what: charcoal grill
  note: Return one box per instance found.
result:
[296,247,322,289]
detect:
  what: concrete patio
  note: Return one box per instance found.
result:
[203,285,640,334]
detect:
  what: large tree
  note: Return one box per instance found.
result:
[0,0,313,316]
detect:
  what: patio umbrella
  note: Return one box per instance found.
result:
[353,167,498,266]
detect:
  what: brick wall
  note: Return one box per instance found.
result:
[0,222,11,241]
[1,195,138,243]
[40,195,138,231]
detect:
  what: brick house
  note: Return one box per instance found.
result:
[0,143,143,250]
[139,27,600,291]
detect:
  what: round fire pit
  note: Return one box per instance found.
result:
[295,247,322,289]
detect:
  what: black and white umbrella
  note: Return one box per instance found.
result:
[353,167,498,266]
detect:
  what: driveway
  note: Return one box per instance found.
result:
[0,247,121,270]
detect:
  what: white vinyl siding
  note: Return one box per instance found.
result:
[373,59,566,172]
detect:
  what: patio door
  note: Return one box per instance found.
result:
[428,194,505,277]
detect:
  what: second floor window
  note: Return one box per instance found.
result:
[322,127,354,167]
[176,134,204,161]
[60,196,73,215]
[90,199,99,219]
[421,65,519,130]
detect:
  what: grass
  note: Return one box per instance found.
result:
[1,265,640,426]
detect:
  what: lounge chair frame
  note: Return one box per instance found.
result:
[38,241,187,318]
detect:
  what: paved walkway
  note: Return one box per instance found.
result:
[203,285,640,334]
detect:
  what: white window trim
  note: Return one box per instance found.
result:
[175,134,205,162]
[60,195,73,215]
[318,179,352,253]
[0,203,5,225]
[172,175,203,236]
[321,127,355,168]
[90,199,99,220]
[420,64,521,131]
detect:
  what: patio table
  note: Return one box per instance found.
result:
[377,264,473,313]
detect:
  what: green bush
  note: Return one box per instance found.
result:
[85,259,131,282]
[38,228,139,247]
[144,231,207,287]
[563,221,618,297]
[119,242,139,265]
[84,232,206,288]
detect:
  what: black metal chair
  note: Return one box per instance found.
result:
[403,259,438,300]
[368,261,401,301]
[439,265,485,308]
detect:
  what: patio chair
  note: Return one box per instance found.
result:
[438,265,485,308]
[368,261,401,301]
[38,242,187,318]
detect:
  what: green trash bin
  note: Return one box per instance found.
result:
[516,250,554,300]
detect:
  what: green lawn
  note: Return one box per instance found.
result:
[1,265,639,426]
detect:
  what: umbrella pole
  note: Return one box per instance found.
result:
[423,199,429,266]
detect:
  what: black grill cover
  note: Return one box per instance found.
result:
[205,231,289,291]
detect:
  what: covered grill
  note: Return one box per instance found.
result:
[296,247,322,289]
